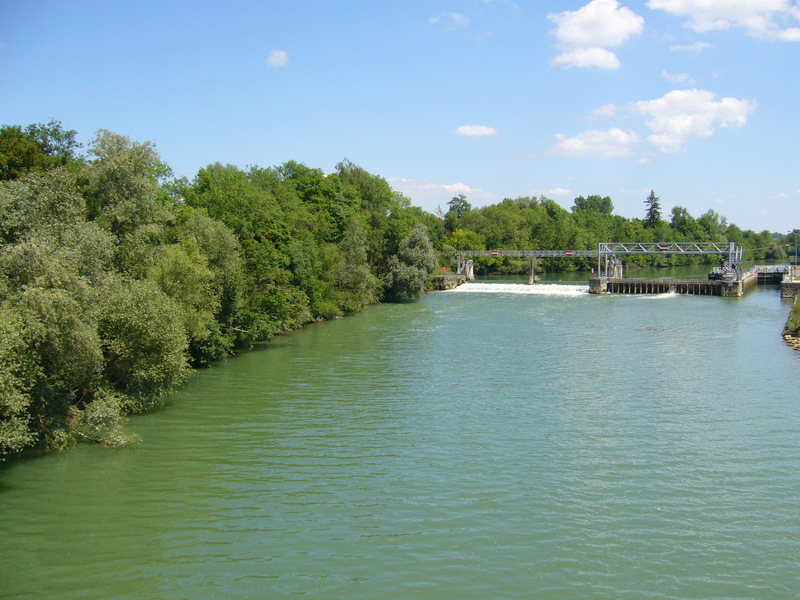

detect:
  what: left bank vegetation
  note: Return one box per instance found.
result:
[0,121,439,457]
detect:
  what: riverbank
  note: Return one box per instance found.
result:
[784,296,800,349]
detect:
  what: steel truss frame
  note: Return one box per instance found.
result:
[597,242,742,278]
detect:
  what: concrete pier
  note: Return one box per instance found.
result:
[432,274,466,290]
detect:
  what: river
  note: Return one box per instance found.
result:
[2,271,799,599]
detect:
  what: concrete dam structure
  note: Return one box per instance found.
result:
[455,243,798,298]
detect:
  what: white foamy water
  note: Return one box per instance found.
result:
[642,290,680,299]
[445,282,589,296]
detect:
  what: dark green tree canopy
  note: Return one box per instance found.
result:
[0,120,81,181]
[447,194,471,218]
[572,195,613,214]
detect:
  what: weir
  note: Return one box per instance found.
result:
[453,242,794,297]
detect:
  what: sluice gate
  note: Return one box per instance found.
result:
[593,272,759,297]
[606,279,723,296]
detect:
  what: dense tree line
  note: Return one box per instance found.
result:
[0,122,438,457]
[1,121,792,457]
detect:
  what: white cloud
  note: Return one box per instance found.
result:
[266,50,289,68]
[552,47,621,69]
[455,125,497,137]
[647,0,800,40]
[549,88,755,159]
[549,0,645,69]
[630,89,757,152]
[549,127,642,158]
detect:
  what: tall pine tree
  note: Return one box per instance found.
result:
[644,190,661,227]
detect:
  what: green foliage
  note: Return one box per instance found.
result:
[16,286,103,398]
[572,194,613,214]
[448,228,486,251]
[786,298,800,339]
[80,130,173,236]
[0,120,81,181]
[385,224,437,300]
[0,306,37,457]
[68,387,138,447]
[0,168,86,244]
[97,278,189,410]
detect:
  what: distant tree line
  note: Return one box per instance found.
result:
[0,121,793,457]
[439,191,789,275]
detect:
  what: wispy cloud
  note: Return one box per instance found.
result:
[647,0,800,41]
[529,187,573,198]
[548,0,645,69]
[387,177,500,208]
[587,103,619,119]
[430,12,471,31]
[661,70,695,84]
[266,50,289,68]
[455,125,497,137]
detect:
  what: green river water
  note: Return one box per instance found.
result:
[2,271,799,599]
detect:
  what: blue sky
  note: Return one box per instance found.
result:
[2,0,799,233]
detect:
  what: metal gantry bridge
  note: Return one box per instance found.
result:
[456,242,743,279]
[595,242,742,278]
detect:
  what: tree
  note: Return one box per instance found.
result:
[24,120,81,164]
[0,125,51,180]
[96,278,190,410]
[147,239,219,363]
[0,121,81,181]
[447,194,471,218]
[447,228,486,251]
[0,168,86,244]
[0,306,37,457]
[332,218,380,311]
[644,190,662,227]
[444,194,472,233]
[572,195,613,214]
[384,224,437,300]
[670,206,702,239]
[698,209,728,239]
[80,130,173,236]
